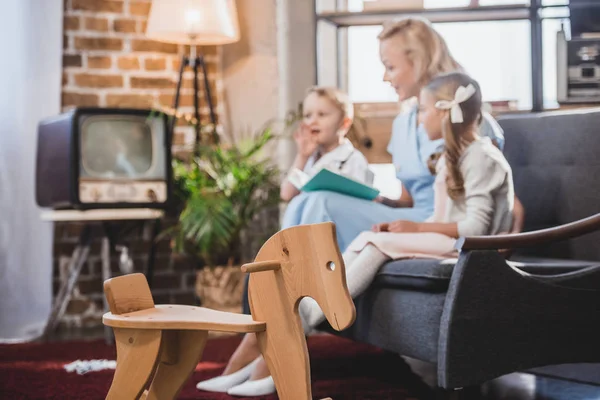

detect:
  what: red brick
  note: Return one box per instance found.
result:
[172,292,195,305]
[174,59,217,76]
[117,56,140,70]
[77,277,103,295]
[53,279,61,296]
[159,93,196,108]
[63,34,69,49]
[139,21,147,34]
[62,72,69,86]
[74,37,122,51]
[64,223,84,238]
[152,293,171,304]
[186,273,196,288]
[74,73,123,88]
[106,94,154,108]
[64,16,80,30]
[172,131,188,145]
[53,241,77,255]
[72,0,123,13]
[145,57,166,71]
[152,255,173,271]
[113,18,136,33]
[84,17,109,31]
[182,45,217,58]
[150,273,181,290]
[171,254,196,272]
[81,315,103,327]
[131,39,178,54]
[87,55,111,69]
[63,54,82,67]
[130,76,174,89]
[182,78,217,95]
[66,298,92,314]
[62,92,99,107]
[129,1,151,16]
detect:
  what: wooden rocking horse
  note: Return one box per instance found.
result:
[102,222,356,400]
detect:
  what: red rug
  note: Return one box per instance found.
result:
[0,334,431,399]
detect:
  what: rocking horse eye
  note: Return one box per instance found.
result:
[326,261,336,271]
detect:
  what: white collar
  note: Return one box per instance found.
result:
[317,138,354,161]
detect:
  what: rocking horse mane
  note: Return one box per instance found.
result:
[253,222,339,266]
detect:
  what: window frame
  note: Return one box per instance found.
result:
[316,0,600,112]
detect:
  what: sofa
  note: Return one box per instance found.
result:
[327,108,600,395]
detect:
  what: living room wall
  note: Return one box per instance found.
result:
[55,0,222,328]
[55,0,318,329]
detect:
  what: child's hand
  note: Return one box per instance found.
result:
[372,222,389,232]
[387,220,420,233]
[293,123,318,158]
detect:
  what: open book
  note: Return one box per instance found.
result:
[288,167,380,201]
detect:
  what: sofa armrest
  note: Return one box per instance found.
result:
[455,213,600,251]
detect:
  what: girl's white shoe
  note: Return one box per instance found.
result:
[227,375,276,397]
[195,357,261,393]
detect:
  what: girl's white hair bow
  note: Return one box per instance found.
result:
[434,84,476,124]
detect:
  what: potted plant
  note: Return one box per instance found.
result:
[163,127,281,312]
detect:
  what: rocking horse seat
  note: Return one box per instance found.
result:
[103,305,266,333]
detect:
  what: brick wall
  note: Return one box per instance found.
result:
[56,0,222,328]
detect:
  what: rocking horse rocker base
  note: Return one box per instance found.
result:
[102,222,355,400]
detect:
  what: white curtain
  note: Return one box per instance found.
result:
[0,0,62,342]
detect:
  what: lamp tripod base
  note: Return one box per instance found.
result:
[171,53,218,147]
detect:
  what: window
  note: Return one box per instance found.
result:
[349,0,530,11]
[320,0,576,111]
[347,21,533,109]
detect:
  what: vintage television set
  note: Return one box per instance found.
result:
[36,107,172,210]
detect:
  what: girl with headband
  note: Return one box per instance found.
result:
[299,71,515,330]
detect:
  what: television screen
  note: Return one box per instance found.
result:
[80,115,159,179]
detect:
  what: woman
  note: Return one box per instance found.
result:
[281,17,517,253]
[197,17,523,397]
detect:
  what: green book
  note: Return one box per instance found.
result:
[289,167,380,201]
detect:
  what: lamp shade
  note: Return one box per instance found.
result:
[146,0,240,45]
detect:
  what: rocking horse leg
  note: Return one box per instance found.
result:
[144,330,209,400]
[257,329,312,400]
[106,328,162,400]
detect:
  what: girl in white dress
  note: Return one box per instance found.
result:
[280,86,373,202]
[300,71,515,328]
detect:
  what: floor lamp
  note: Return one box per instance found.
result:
[146,0,240,145]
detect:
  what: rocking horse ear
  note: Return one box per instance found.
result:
[241,260,281,274]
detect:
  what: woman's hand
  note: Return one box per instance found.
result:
[293,123,318,158]
[387,220,421,233]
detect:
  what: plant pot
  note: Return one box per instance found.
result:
[195,264,245,313]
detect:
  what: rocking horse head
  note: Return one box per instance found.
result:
[243,222,356,331]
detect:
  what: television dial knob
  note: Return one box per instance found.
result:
[146,189,157,202]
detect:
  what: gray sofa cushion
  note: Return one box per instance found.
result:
[373,256,600,293]
[372,258,456,292]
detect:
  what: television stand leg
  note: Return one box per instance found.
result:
[42,224,92,339]
[145,218,160,289]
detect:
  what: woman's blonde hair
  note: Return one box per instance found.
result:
[305,86,354,120]
[378,17,462,87]
[424,72,482,200]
